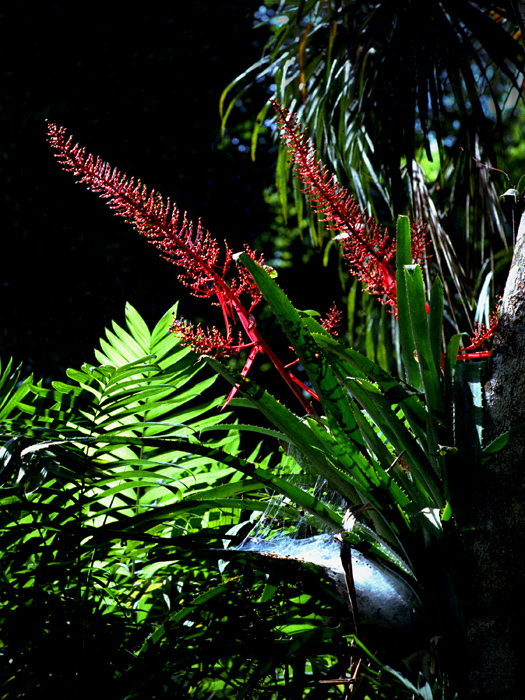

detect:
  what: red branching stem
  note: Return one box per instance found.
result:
[47,121,314,413]
[285,359,301,369]
[457,306,499,361]
[288,373,320,401]
[456,350,492,361]
[223,343,260,409]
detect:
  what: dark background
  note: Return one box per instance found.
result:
[1,2,278,382]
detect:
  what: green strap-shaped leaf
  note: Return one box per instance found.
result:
[348,406,416,508]
[302,415,374,502]
[428,275,444,377]
[314,341,440,505]
[239,251,366,449]
[404,266,443,414]
[444,332,465,400]
[206,357,363,506]
[403,266,445,479]
[313,333,430,454]
[396,215,421,390]
[341,376,443,509]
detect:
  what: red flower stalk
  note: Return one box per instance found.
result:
[457,306,499,361]
[47,122,315,412]
[272,101,427,312]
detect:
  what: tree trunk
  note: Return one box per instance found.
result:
[464,206,525,698]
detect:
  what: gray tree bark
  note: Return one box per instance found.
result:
[464,206,525,698]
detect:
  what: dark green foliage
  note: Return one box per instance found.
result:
[203,219,509,696]
[225,1,524,334]
[4,5,521,694]
[0,304,250,697]
[1,304,390,698]
[1,296,470,698]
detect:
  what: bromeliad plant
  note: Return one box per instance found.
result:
[44,106,499,695]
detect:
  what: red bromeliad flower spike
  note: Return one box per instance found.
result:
[272,104,501,365]
[272,101,427,314]
[47,122,315,413]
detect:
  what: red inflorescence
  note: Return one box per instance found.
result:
[172,320,247,358]
[272,101,428,313]
[47,113,443,408]
[47,121,317,412]
[46,123,263,323]
[321,304,343,337]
